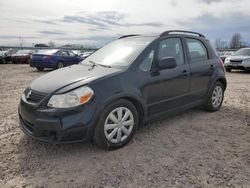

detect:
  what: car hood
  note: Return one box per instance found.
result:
[228,55,250,61]
[30,64,123,94]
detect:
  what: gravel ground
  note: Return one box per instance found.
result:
[0,64,249,188]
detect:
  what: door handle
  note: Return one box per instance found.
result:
[210,64,215,70]
[182,70,188,76]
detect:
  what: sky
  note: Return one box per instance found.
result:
[0,0,250,47]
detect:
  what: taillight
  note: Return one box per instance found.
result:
[219,58,225,70]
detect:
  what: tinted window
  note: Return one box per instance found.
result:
[139,50,154,72]
[186,38,208,63]
[158,38,184,65]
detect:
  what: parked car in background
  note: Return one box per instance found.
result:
[80,51,95,60]
[11,50,33,64]
[0,49,16,63]
[30,49,81,71]
[224,48,250,72]
[19,30,226,149]
[219,51,234,62]
[34,43,49,48]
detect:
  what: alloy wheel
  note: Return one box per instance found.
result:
[58,62,64,69]
[212,85,223,108]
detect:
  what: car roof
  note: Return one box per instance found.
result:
[119,30,206,40]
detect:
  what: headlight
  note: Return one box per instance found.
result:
[243,59,250,63]
[47,86,94,108]
[224,58,230,63]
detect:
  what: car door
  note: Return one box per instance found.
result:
[58,50,69,65]
[139,37,191,116]
[184,38,215,100]
[67,51,80,65]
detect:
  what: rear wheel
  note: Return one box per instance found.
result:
[225,67,231,72]
[94,99,138,150]
[36,67,44,71]
[204,82,224,112]
[57,62,64,69]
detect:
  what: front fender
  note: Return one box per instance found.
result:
[102,92,147,116]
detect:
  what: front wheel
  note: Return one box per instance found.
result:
[57,62,64,69]
[36,67,44,71]
[204,82,224,112]
[94,99,138,150]
[225,67,232,72]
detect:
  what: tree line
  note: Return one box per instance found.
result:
[215,33,249,49]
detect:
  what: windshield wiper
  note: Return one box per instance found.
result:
[89,60,111,68]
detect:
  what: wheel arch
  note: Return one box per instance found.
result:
[216,77,227,91]
[122,96,145,128]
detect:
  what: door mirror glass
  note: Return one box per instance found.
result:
[158,57,177,70]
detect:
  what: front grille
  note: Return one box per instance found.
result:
[230,59,242,64]
[24,88,47,103]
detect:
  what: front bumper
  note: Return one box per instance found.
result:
[224,61,250,69]
[18,95,99,143]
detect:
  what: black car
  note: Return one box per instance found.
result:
[19,30,227,149]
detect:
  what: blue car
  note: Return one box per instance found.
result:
[30,49,81,71]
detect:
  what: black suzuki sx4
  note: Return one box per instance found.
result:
[19,31,227,149]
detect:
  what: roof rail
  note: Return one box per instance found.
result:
[160,30,205,38]
[118,34,140,39]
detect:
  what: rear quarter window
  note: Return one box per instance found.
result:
[186,38,208,63]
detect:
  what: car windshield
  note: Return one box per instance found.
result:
[234,48,250,56]
[82,36,156,67]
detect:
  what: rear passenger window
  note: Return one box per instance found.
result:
[186,38,208,63]
[158,38,184,65]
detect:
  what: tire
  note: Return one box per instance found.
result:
[203,82,224,112]
[36,67,44,71]
[94,99,138,150]
[57,62,64,69]
[225,67,231,72]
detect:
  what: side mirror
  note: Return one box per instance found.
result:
[158,57,177,70]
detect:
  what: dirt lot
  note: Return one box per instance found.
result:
[0,64,249,188]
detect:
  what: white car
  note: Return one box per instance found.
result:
[224,48,250,72]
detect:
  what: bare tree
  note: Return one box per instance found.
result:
[48,41,56,47]
[19,37,25,48]
[215,38,222,49]
[230,33,242,49]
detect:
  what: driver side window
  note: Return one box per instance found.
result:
[158,38,184,65]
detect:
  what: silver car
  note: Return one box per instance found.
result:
[224,48,250,72]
